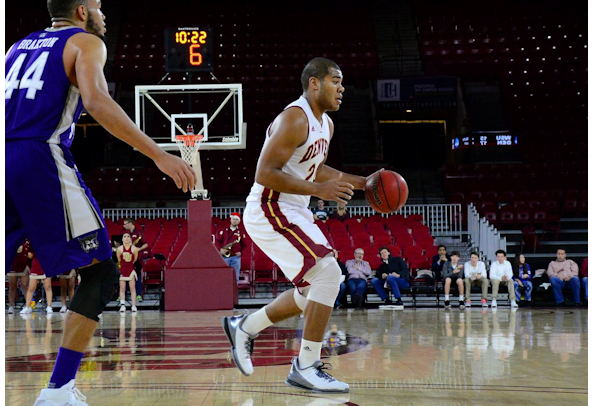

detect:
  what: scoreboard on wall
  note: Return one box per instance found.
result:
[165,27,214,72]
[451,132,518,150]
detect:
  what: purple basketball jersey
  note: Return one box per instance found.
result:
[5,27,87,148]
[5,26,112,277]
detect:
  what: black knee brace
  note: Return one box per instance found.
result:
[69,259,120,322]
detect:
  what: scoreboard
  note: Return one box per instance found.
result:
[451,132,518,150]
[164,27,214,72]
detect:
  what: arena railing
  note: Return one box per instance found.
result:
[467,203,507,264]
[102,204,463,237]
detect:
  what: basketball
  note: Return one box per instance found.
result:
[365,169,409,214]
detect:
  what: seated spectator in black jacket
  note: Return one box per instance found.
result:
[431,245,450,281]
[371,246,410,307]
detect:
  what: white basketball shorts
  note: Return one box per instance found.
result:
[243,189,332,286]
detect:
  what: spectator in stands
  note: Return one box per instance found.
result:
[442,251,465,309]
[464,252,489,308]
[490,250,518,308]
[21,249,53,315]
[345,248,371,308]
[331,202,351,221]
[7,239,30,314]
[431,245,450,281]
[333,249,349,309]
[513,254,533,306]
[371,246,410,307]
[312,199,330,221]
[580,258,587,306]
[57,269,77,313]
[216,213,247,281]
[123,218,148,302]
[547,248,581,307]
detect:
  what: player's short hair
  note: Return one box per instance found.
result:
[47,0,88,19]
[301,57,340,91]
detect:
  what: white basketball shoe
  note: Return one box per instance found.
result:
[33,380,88,405]
[222,313,257,376]
[285,358,349,393]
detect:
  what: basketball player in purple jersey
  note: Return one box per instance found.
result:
[5,1,196,404]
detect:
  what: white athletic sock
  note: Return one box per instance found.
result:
[242,308,273,336]
[298,339,322,369]
[445,294,450,301]
[459,295,464,301]
[120,300,125,305]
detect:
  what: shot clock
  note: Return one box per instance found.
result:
[165,27,213,72]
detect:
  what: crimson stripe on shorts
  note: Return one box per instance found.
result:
[260,189,331,284]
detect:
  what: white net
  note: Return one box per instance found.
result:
[174,135,204,166]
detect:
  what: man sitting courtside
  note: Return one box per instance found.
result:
[431,245,450,282]
[442,250,465,309]
[464,252,489,308]
[371,246,410,308]
[217,213,246,281]
[345,248,371,308]
[547,248,581,307]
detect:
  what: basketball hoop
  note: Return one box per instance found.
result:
[174,134,207,199]
[174,134,204,166]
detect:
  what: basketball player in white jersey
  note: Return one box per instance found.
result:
[223,58,368,393]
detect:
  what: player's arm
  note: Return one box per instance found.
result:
[314,116,366,190]
[255,108,354,204]
[67,33,196,192]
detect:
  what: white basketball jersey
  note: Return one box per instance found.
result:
[246,96,330,208]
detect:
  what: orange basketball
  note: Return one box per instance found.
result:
[365,169,409,214]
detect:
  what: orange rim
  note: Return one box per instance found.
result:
[174,134,204,147]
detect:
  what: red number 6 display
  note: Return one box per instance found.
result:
[190,44,203,66]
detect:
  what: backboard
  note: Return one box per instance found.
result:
[134,83,246,151]
[134,83,247,198]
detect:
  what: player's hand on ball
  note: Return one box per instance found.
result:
[316,173,354,204]
[154,152,197,193]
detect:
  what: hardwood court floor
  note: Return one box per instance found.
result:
[5,307,588,405]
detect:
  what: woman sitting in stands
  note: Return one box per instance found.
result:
[331,202,351,221]
[513,254,533,306]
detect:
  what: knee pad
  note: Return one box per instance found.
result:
[303,256,342,307]
[293,286,310,311]
[69,259,120,322]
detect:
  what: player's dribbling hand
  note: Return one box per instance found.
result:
[154,152,197,193]
[316,173,354,204]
